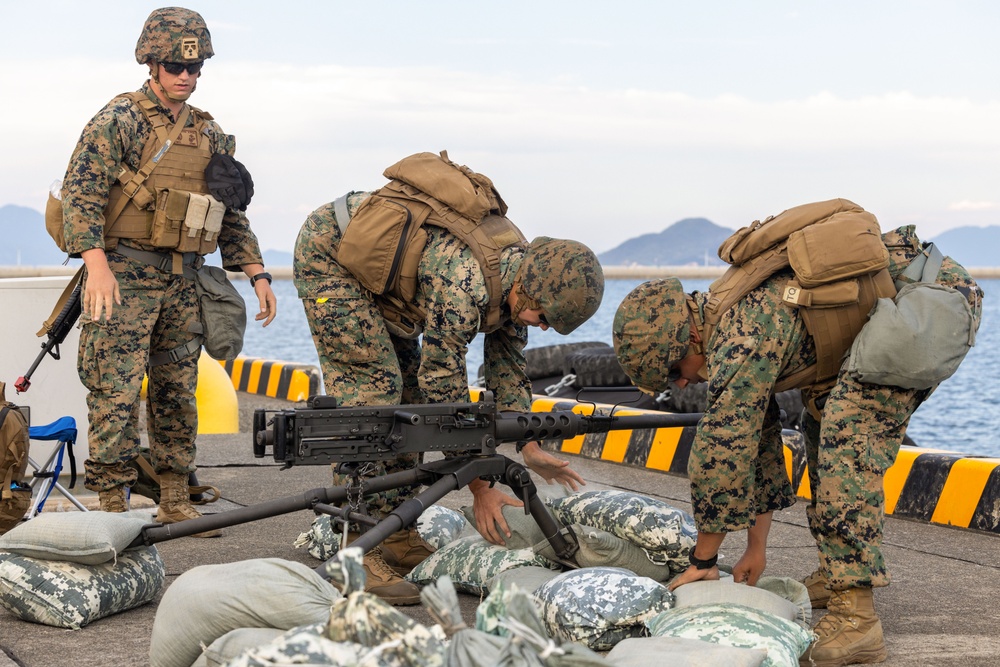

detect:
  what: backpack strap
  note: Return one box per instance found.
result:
[896,242,944,290]
[333,193,353,235]
[1,407,16,501]
[104,95,192,234]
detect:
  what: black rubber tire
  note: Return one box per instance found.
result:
[563,347,633,388]
[477,341,610,381]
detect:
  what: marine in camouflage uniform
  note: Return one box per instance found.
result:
[294,188,603,603]
[613,223,983,667]
[63,8,276,528]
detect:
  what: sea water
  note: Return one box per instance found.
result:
[238,279,1000,457]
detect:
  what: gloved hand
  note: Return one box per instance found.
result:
[205,153,254,210]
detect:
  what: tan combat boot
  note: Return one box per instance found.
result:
[98,486,128,513]
[380,528,436,576]
[156,471,221,538]
[801,587,887,667]
[346,532,421,605]
[803,569,832,609]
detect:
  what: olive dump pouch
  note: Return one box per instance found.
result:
[191,265,246,361]
[847,243,977,389]
[0,382,31,535]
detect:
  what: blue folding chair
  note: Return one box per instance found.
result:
[26,416,87,517]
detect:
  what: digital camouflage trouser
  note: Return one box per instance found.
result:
[803,258,983,590]
[301,279,426,524]
[78,252,201,492]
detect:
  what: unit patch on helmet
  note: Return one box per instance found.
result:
[181,38,199,60]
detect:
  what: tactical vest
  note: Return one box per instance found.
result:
[338,152,527,337]
[104,92,223,256]
[702,198,896,393]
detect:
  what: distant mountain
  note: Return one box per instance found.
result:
[598,217,734,266]
[0,204,70,266]
[929,226,1000,268]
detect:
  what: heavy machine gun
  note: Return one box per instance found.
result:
[132,391,701,580]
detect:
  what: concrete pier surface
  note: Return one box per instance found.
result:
[2,395,999,667]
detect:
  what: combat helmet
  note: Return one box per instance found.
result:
[612,278,691,393]
[513,237,604,335]
[135,7,214,65]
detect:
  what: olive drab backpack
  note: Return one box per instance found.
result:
[337,151,527,337]
[704,198,896,392]
[0,382,31,535]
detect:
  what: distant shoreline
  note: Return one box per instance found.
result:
[3,264,1000,280]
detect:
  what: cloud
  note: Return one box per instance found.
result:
[3,58,998,253]
[949,200,999,211]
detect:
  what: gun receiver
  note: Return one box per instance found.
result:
[253,391,702,467]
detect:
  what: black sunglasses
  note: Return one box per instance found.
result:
[538,313,550,327]
[666,366,682,383]
[161,61,204,76]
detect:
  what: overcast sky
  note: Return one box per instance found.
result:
[3,1,998,254]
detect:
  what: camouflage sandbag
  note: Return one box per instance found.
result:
[293,514,342,562]
[421,575,518,667]
[757,576,811,627]
[149,558,341,667]
[476,581,614,667]
[546,490,696,569]
[0,510,151,565]
[533,567,675,651]
[326,590,447,667]
[646,602,814,667]
[406,534,560,595]
[487,565,563,594]
[535,525,674,582]
[417,504,471,549]
[670,580,803,625]
[462,502,547,550]
[222,629,369,667]
[0,545,164,629]
[190,627,288,667]
[606,636,767,667]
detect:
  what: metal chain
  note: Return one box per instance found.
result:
[544,374,577,396]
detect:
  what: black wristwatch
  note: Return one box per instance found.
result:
[689,551,719,570]
[250,272,272,287]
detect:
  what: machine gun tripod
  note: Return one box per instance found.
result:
[129,391,702,581]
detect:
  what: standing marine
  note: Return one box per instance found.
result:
[60,8,277,533]
[612,209,983,667]
[294,152,604,604]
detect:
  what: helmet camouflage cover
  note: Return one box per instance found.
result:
[612,278,690,392]
[135,7,214,64]
[518,236,604,335]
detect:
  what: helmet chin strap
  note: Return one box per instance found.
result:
[510,281,540,327]
[148,62,196,102]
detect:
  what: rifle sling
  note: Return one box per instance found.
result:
[36,266,85,338]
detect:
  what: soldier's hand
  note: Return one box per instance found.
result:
[253,280,277,326]
[81,250,121,321]
[668,564,720,591]
[521,441,585,491]
[205,153,253,210]
[469,479,522,546]
[732,544,767,586]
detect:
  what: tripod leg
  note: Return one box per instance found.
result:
[502,457,579,562]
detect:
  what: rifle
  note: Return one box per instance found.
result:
[16,268,84,393]
[131,391,702,580]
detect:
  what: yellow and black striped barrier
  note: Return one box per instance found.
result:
[529,395,1000,535]
[219,357,321,402]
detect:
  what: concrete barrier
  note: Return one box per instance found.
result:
[219,356,321,401]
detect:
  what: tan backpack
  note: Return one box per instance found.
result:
[704,198,896,391]
[0,381,31,534]
[337,151,527,336]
